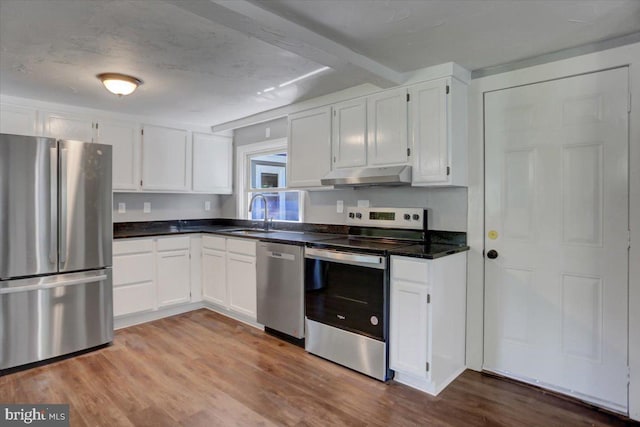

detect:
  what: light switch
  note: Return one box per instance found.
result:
[357,200,370,208]
[118,203,126,214]
[143,202,151,213]
[204,201,211,211]
[336,200,344,213]
[265,127,271,138]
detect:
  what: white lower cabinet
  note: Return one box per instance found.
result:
[156,236,191,308]
[113,235,195,318]
[113,239,156,317]
[201,236,257,322]
[390,252,467,395]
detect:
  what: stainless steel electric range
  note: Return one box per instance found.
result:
[304,207,427,381]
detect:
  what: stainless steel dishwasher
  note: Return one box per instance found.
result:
[256,241,304,343]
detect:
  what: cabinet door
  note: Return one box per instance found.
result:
[331,98,367,169]
[367,88,408,166]
[157,249,191,307]
[113,238,155,317]
[227,253,257,320]
[409,79,449,184]
[43,111,95,142]
[141,124,190,191]
[390,278,430,379]
[288,106,332,188]
[0,103,38,136]
[202,247,227,307]
[98,120,140,191]
[192,133,232,194]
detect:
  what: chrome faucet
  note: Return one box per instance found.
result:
[249,193,270,231]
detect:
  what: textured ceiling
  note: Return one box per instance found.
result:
[0,0,639,127]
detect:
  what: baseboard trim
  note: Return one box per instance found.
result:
[202,301,264,330]
[114,302,205,330]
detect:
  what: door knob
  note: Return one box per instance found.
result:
[487,250,499,259]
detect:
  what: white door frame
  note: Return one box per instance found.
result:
[467,42,640,420]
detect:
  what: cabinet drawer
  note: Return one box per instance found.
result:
[113,252,154,286]
[391,256,428,283]
[226,238,256,256]
[113,282,155,317]
[202,235,226,250]
[113,238,153,255]
[156,236,190,251]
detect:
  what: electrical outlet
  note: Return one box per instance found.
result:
[204,201,211,211]
[143,202,151,213]
[265,127,271,138]
[118,203,126,214]
[336,200,344,213]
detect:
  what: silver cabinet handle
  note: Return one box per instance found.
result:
[49,146,58,265]
[59,148,68,265]
[304,247,385,269]
[0,273,108,295]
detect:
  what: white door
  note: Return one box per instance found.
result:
[332,98,367,168]
[43,111,95,142]
[367,87,408,166]
[227,253,257,320]
[287,106,332,188]
[97,120,140,191]
[484,68,629,412]
[202,247,227,307]
[192,133,232,194]
[141,124,190,191]
[156,249,191,307]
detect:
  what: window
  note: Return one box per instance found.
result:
[237,138,303,222]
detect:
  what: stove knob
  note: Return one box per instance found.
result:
[413,214,420,221]
[355,212,362,219]
[404,214,411,220]
[348,212,355,218]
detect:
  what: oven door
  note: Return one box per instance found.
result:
[304,247,386,341]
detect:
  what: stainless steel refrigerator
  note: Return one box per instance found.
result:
[0,133,113,370]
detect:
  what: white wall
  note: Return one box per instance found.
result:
[466,42,640,420]
[113,193,221,223]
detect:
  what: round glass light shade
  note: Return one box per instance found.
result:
[97,73,143,96]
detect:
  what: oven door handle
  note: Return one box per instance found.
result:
[304,248,386,269]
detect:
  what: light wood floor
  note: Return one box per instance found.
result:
[0,309,634,426]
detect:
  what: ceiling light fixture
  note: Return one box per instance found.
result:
[262,86,275,93]
[96,72,143,96]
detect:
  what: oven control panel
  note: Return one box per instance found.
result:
[346,207,427,230]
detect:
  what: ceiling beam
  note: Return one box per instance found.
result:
[168,0,406,88]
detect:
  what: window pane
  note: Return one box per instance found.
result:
[250,153,287,189]
[248,191,301,222]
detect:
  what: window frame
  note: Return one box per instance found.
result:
[236,138,304,222]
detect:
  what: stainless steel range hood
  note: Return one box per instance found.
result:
[320,165,412,187]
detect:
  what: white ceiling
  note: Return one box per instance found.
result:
[1,0,639,128]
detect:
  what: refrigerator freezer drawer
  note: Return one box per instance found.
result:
[0,269,114,370]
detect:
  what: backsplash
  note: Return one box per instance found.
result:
[113,193,222,222]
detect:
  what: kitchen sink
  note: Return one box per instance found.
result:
[228,229,275,235]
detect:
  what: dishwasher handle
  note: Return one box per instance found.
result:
[266,251,295,261]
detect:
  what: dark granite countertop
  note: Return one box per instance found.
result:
[113,220,468,255]
[389,243,470,259]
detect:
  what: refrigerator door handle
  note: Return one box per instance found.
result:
[59,148,68,265]
[49,146,58,265]
[0,272,108,295]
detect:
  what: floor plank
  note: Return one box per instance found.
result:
[0,309,635,426]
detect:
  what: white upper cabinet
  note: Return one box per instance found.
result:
[409,77,467,186]
[97,120,141,191]
[332,98,367,169]
[367,87,408,166]
[141,124,191,192]
[42,111,95,142]
[0,103,38,136]
[192,133,232,194]
[287,106,332,188]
